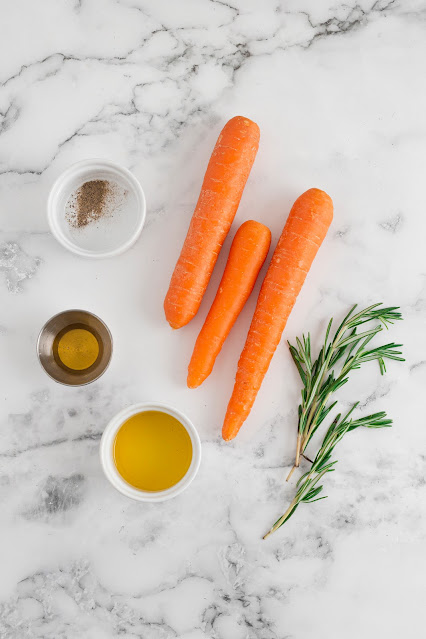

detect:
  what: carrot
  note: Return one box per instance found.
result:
[188,220,271,388]
[164,116,260,329]
[222,188,334,441]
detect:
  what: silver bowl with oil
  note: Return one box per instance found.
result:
[37,309,113,386]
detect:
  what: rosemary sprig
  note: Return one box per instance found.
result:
[263,406,392,538]
[286,304,404,480]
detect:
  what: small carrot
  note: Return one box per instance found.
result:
[222,188,334,441]
[164,116,260,329]
[188,220,271,388]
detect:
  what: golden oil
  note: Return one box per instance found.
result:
[53,323,101,372]
[113,411,193,491]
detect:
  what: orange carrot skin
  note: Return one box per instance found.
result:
[222,188,333,441]
[188,220,271,388]
[164,116,260,329]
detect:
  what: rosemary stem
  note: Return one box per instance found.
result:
[286,464,297,482]
[263,500,297,539]
[300,394,329,451]
[295,433,301,467]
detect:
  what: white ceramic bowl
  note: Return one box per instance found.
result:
[100,402,202,502]
[48,159,146,259]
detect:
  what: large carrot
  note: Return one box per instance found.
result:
[188,220,271,388]
[164,116,260,329]
[222,188,333,441]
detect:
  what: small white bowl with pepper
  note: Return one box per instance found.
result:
[48,159,146,258]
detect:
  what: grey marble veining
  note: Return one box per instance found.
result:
[0,0,425,637]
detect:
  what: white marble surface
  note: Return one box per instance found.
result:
[0,1,424,637]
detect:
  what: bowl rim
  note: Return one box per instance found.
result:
[47,158,146,259]
[100,402,202,502]
[36,308,113,386]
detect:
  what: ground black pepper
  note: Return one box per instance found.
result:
[66,180,125,229]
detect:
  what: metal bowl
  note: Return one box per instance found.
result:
[37,309,113,386]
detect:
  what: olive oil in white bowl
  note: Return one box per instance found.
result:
[100,403,201,502]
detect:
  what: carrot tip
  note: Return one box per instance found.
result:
[222,421,238,441]
[187,379,200,389]
[187,369,204,388]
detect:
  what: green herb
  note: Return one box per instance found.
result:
[286,303,403,481]
[263,406,391,538]
[262,303,404,539]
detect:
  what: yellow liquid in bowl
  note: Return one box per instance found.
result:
[113,411,193,491]
[56,326,100,371]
